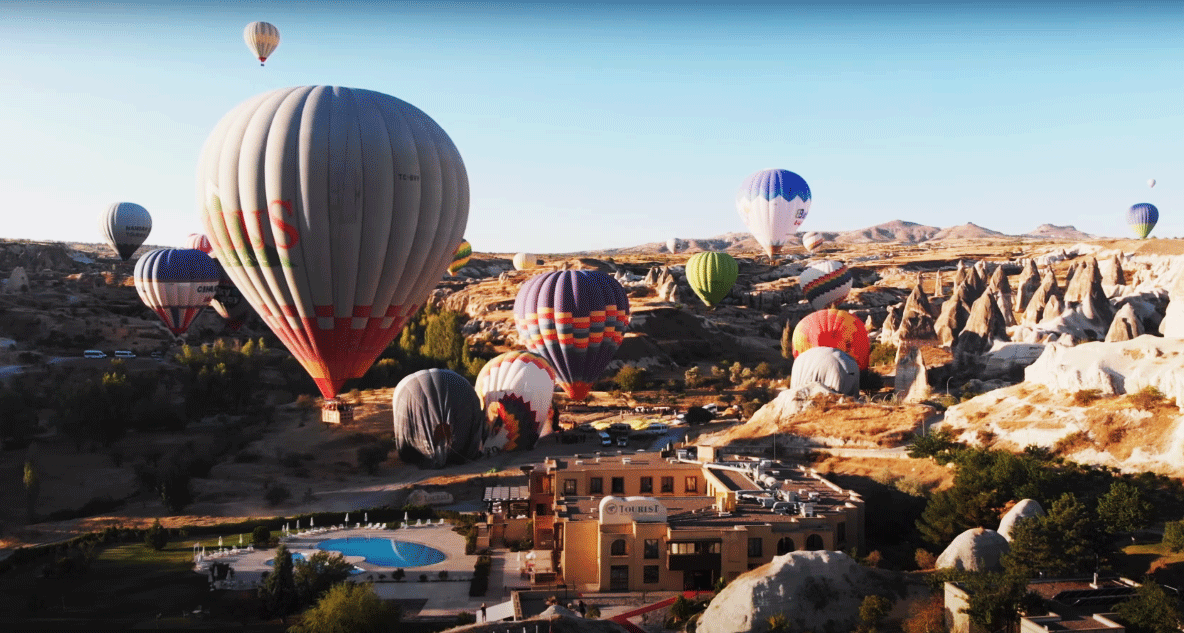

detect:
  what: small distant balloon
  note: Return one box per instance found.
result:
[667,238,680,254]
[1148,179,1156,188]
[185,233,213,255]
[512,252,538,271]
[1128,203,1159,240]
[802,231,824,252]
[99,202,152,261]
[243,21,280,66]
[448,240,472,276]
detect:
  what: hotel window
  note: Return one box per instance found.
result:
[540,477,552,494]
[640,476,653,493]
[590,477,603,494]
[563,479,577,495]
[612,477,625,494]
[684,476,698,493]
[837,522,846,546]
[611,539,627,556]
[643,565,659,584]
[669,542,694,555]
[661,477,674,493]
[644,539,659,559]
[748,537,763,558]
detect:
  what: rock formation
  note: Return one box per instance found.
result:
[1062,257,1114,327]
[935,283,975,346]
[935,527,1009,572]
[1022,269,1061,325]
[1105,303,1144,343]
[1024,337,1184,411]
[5,266,29,293]
[998,499,1045,542]
[1015,259,1041,312]
[896,285,938,342]
[1101,254,1126,286]
[953,292,1008,370]
[894,344,930,402]
[987,266,1015,326]
[878,304,902,345]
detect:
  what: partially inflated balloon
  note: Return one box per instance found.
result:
[799,260,853,310]
[392,369,486,469]
[513,252,538,271]
[790,346,859,396]
[243,21,280,66]
[448,240,472,275]
[1128,203,1159,239]
[514,270,630,401]
[476,351,557,452]
[667,238,679,254]
[736,169,811,257]
[685,252,738,307]
[99,202,152,261]
[210,259,253,331]
[197,86,468,399]
[134,248,219,335]
[792,308,869,370]
[185,233,213,254]
[802,232,824,252]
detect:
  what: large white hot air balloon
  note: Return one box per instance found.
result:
[736,169,811,257]
[99,202,152,261]
[197,86,468,400]
[243,21,281,66]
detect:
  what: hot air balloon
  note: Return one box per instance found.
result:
[685,252,738,307]
[792,308,870,371]
[475,351,557,453]
[1128,203,1159,239]
[802,231,824,252]
[392,369,486,469]
[514,270,630,401]
[99,202,152,261]
[448,240,472,276]
[197,86,468,401]
[799,260,853,311]
[667,238,679,254]
[1149,179,1156,188]
[210,259,253,331]
[513,252,538,271]
[185,233,213,254]
[736,169,811,257]
[133,248,220,335]
[243,21,280,66]
[790,346,860,396]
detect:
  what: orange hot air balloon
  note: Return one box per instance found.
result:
[791,308,870,370]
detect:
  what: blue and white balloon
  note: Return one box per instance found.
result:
[736,169,811,257]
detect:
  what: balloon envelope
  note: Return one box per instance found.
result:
[209,259,253,331]
[736,169,811,257]
[513,252,538,271]
[392,369,486,469]
[790,346,860,396]
[685,252,738,307]
[802,231,824,252]
[799,260,853,311]
[99,202,152,261]
[243,21,280,65]
[476,351,557,452]
[1128,203,1159,239]
[197,86,468,399]
[449,240,472,275]
[513,270,630,401]
[185,233,213,254]
[133,248,220,335]
[792,308,870,371]
[1149,179,1156,188]
[667,238,679,254]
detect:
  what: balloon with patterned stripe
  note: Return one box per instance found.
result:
[792,308,870,371]
[448,240,472,276]
[243,21,280,66]
[476,351,557,452]
[197,86,468,400]
[736,168,812,257]
[802,231,825,252]
[1128,203,1159,239]
[185,233,213,254]
[799,260,853,311]
[133,248,220,335]
[513,270,630,401]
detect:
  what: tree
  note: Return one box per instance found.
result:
[961,570,1028,633]
[144,519,168,551]
[1163,520,1184,553]
[902,593,945,633]
[294,551,356,607]
[288,582,400,633]
[23,459,39,523]
[156,462,193,513]
[1097,481,1153,537]
[252,525,271,547]
[356,444,390,476]
[684,406,714,426]
[859,595,894,632]
[259,544,298,623]
[1114,580,1184,633]
[614,365,647,392]
[1003,493,1099,578]
[780,320,793,360]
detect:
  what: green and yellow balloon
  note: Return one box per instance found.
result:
[448,239,472,275]
[686,252,738,307]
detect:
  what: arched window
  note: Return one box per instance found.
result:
[611,539,627,556]
[776,537,795,555]
[805,534,824,551]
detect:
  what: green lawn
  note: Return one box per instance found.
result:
[1115,539,1184,580]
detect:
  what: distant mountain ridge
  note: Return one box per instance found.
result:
[608,220,1099,254]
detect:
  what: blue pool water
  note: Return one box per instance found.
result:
[315,537,446,568]
[266,551,364,574]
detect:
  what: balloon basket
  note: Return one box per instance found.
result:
[321,400,354,425]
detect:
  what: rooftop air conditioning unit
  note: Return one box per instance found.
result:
[575,461,584,465]
[622,458,631,464]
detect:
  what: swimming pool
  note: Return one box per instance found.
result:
[266,551,365,574]
[315,537,446,568]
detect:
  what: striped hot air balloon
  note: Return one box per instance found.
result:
[799,260,853,311]
[476,351,557,452]
[133,248,220,335]
[685,252,738,307]
[197,86,468,400]
[792,308,870,371]
[99,202,152,261]
[1128,203,1159,239]
[243,21,281,66]
[185,233,213,254]
[448,240,472,275]
[802,231,824,252]
[736,169,812,257]
[513,270,630,401]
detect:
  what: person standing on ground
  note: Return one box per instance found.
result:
[481,603,487,622]
[578,600,587,617]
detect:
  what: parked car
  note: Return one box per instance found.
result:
[114,350,136,359]
[616,435,628,447]
[83,350,107,359]
[599,432,613,446]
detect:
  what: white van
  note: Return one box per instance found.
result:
[83,350,107,359]
[646,423,670,436]
[114,350,136,359]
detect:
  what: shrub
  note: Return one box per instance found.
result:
[144,519,168,551]
[456,611,477,625]
[265,485,291,506]
[1073,389,1102,406]
[1053,431,1091,456]
[868,342,898,367]
[614,365,647,392]
[393,568,405,582]
[1129,386,1166,411]
[915,548,937,571]
[252,525,271,547]
[419,573,428,582]
[585,604,601,619]
[862,550,883,568]
[438,570,449,581]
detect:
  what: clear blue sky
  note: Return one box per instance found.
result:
[1,1,1181,253]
